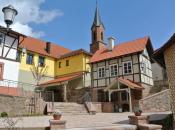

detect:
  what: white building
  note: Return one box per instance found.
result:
[0,26,26,87]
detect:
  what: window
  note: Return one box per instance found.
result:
[141,61,146,73]
[123,61,132,74]
[66,60,69,66]
[38,56,45,67]
[59,62,61,68]
[0,33,4,45]
[93,32,96,41]
[101,32,103,41]
[16,51,21,62]
[26,53,33,65]
[98,66,105,78]
[110,64,118,77]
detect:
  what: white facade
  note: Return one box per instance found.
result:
[0,34,18,60]
[91,48,153,88]
[0,59,19,82]
[0,32,20,87]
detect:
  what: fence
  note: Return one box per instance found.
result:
[0,79,38,97]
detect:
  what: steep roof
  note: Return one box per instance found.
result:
[58,49,92,59]
[90,36,152,63]
[93,5,102,26]
[19,36,71,58]
[91,4,105,29]
[153,33,175,68]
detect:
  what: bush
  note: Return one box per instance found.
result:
[1,112,8,117]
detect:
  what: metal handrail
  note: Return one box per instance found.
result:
[0,79,38,87]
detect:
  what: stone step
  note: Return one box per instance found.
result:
[53,102,88,115]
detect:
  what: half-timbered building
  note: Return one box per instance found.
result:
[0,26,25,83]
[89,5,154,112]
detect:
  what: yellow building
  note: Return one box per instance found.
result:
[17,36,92,102]
[18,36,71,85]
[40,49,92,102]
[56,49,91,76]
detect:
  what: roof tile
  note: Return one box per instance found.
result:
[19,36,71,58]
[90,36,149,63]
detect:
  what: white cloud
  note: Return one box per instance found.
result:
[0,0,62,38]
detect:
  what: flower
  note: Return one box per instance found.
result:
[133,107,142,113]
[53,110,62,116]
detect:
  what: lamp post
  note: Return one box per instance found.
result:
[2,5,18,29]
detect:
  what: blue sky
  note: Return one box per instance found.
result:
[2,0,175,51]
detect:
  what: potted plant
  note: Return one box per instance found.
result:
[134,107,142,116]
[53,110,62,120]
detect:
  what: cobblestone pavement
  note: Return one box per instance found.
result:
[0,111,171,129]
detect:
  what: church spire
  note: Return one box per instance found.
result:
[93,2,102,27]
[90,2,106,54]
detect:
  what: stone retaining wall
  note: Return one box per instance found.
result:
[139,89,171,112]
[0,94,46,116]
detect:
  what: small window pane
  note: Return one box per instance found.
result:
[123,61,132,74]
[98,67,105,78]
[59,62,61,68]
[110,64,118,77]
[26,53,33,65]
[66,60,69,66]
[39,56,45,67]
[16,51,21,62]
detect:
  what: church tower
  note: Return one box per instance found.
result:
[90,4,106,54]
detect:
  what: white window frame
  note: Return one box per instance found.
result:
[109,64,118,77]
[122,61,133,75]
[98,66,105,78]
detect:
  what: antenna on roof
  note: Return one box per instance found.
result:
[96,0,98,7]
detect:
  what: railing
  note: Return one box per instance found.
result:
[0,79,38,97]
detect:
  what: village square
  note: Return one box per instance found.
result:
[0,1,174,130]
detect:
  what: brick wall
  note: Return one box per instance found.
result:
[164,43,175,118]
[139,89,171,112]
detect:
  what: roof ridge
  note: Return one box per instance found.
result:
[114,36,149,47]
[26,36,72,51]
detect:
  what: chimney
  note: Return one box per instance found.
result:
[108,37,115,51]
[46,42,51,53]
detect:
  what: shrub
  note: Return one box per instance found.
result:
[1,112,8,117]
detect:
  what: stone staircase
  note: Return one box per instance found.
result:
[53,102,88,115]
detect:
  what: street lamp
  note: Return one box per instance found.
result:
[2,5,18,29]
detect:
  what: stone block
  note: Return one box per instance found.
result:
[102,102,114,112]
[49,120,66,130]
[128,115,149,125]
[138,124,162,130]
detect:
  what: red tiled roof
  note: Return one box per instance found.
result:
[19,36,71,58]
[40,72,83,87]
[90,37,149,63]
[0,86,19,96]
[118,77,144,89]
[105,77,143,91]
